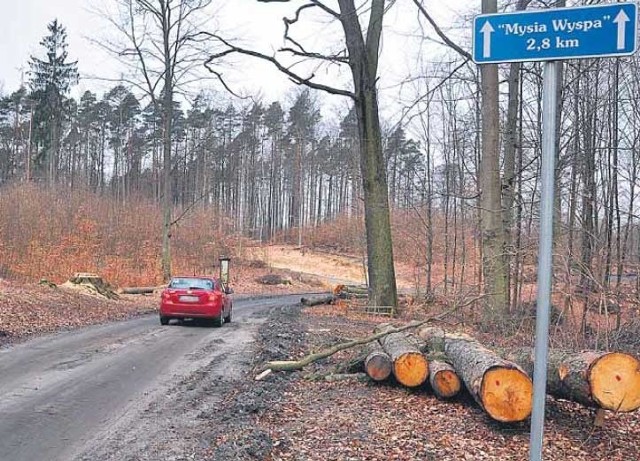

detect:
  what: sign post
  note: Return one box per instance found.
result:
[219,257,231,285]
[472,3,637,460]
[529,60,558,461]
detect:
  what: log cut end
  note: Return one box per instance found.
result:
[432,369,462,399]
[481,367,533,422]
[365,351,393,381]
[393,352,429,387]
[590,352,640,412]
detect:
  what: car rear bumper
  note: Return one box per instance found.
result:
[159,301,223,318]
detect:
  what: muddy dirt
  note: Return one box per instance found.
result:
[201,305,307,460]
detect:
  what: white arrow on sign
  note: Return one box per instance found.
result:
[480,21,495,58]
[614,9,630,50]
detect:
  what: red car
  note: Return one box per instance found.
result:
[159,276,233,327]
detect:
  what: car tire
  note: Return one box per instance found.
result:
[160,316,170,326]
[213,314,224,327]
[224,309,232,324]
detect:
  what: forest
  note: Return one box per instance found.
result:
[1,0,639,336]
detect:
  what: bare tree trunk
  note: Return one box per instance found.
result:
[502,0,528,312]
[503,61,521,311]
[161,1,173,281]
[339,0,398,308]
[479,0,508,326]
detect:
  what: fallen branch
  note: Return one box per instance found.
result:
[254,369,273,381]
[262,307,458,372]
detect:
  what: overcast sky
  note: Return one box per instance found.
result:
[0,0,472,114]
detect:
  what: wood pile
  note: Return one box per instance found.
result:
[264,317,640,424]
[361,326,640,422]
[333,284,369,299]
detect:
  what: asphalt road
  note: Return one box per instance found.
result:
[0,294,302,461]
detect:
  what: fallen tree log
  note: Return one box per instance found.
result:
[429,360,462,399]
[334,284,368,295]
[502,349,640,412]
[375,324,428,387]
[419,327,532,423]
[119,287,157,295]
[364,341,393,381]
[300,295,335,307]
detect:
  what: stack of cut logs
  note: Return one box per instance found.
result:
[300,285,369,307]
[360,325,640,423]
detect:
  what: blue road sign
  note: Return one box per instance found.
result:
[473,3,638,64]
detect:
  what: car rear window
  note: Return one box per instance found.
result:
[169,278,214,290]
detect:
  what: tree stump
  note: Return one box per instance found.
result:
[63,273,119,300]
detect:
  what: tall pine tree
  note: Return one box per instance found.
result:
[29,19,78,184]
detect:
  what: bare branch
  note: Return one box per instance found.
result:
[308,0,340,19]
[283,4,317,53]
[201,63,248,99]
[412,0,472,61]
[258,0,340,19]
[280,47,349,64]
[204,34,355,99]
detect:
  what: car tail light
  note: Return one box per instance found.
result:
[208,293,221,303]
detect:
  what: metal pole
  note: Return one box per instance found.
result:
[529,60,559,461]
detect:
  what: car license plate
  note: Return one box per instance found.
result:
[179,295,199,303]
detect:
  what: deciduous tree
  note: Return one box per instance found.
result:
[206,0,399,308]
